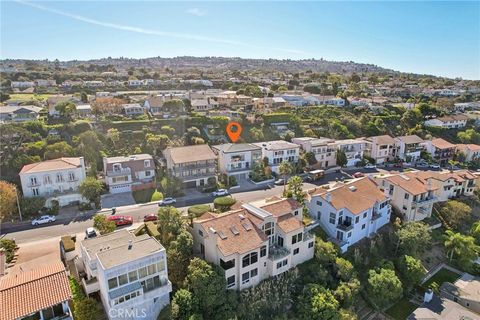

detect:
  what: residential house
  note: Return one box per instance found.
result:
[253,140,300,174]
[79,230,172,320]
[440,273,480,314]
[128,79,144,86]
[306,178,391,252]
[190,98,219,112]
[423,138,456,166]
[408,294,479,320]
[20,157,87,207]
[10,81,35,89]
[103,154,156,194]
[252,97,287,110]
[123,103,145,116]
[456,144,480,162]
[163,145,217,188]
[0,258,73,320]
[291,137,336,169]
[75,104,92,118]
[35,79,57,87]
[0,105,43,122]
[46,95,80,116]
[394,135,425,162]
[215,91,253,107]
[334,138,370,167]
[415,170,478,202]
[84,80,105,87]
[190,197,314,290]
[144,95,184,114]
[374,171,437,222]
[424,115,469,129]
[212,143,262,181]
[363,135,395,164]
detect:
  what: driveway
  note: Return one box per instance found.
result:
[101,192,135,209]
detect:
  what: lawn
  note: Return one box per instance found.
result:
[385,298,417,320]
[132,188,156,204]
[422,267,461,289]
[8,93,53,102]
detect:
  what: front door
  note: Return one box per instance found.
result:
[336,231,343,241]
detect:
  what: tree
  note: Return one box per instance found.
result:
[184,127,202,145]
[444,230,479,265]
[75,131,103,166]
[0,239,18,263]
[160,176,183,197]
[401,108,423,128]
[167,230,193,287]
[286,175,305,204]
[315,238,339,265]
[163,99,185,112]
[93,215,115,235]
[0,181,18,220]
[440,200,472,229]
[157,206,183,246]
[334,278,361,308]
[213,196,236,212]
[334,257,355,282]
[55,101,77,117]
[279,161,293,192]
[395,222,431,257]
[367,268,403,308]
[336,150,347,167]
[297,284,340,320]
[80,92,88,103]
[172,289,197,320]
[185,258,233,320]
[73,297,101,320]
[151,190,163,202]
[471,221,480,245]
[146,133,170,155]
[20,197,45,217]
[79,177,103,203]
[304,151,317,165]
[457,129,480,144]
[44,142,74,159]
[106,128,120,148]
[397,255,425,293]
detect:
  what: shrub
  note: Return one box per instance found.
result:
[78,202,92,211]
[69,277,86,300]
[0,239,18,263]
[146,221,161,238]
[188,204,211,217]
[20,197,46,217]
[213,196,236,212]
[61,235,76,252]
[228,176,237,186]
[151,190,164,202]
[49,199,60,215]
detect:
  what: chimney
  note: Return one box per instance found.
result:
[424,289,433,303]
[128,240,133,250]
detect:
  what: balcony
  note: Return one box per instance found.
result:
[372,210,381,221]
[107,167,131,177]
[337,222,354,232]
[268,245,290,261]
[82,277,100,295]
[411,196,436,208]
[303,231,314,242]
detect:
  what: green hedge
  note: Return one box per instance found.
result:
[188,204,211,217]
[145,221,160,238]
[61,235,76,252]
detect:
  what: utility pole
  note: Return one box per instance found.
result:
[16,187,22,222]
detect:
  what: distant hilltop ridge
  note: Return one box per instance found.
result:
[1,56,399,74]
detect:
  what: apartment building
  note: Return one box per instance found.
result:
[424,114,468,129]
[103,154,156,194]
[306,178,391,252]
[163,144,217,188]
[79,230,172,320]
[253,140,300,174]
[393,135,425,162]
[456,144,480,162]
[363,135,395,164]
[374,172,437,222]
[19,157,87,207]
[416,170,478,202]
[190,197,314,290]
[334,138,370,167]
[291,137,336,169]
[212,143,262,181]
[423,138,456,166]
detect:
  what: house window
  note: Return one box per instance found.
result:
[128,270,138,282]
[198,230,204,237]
[316,200,322,206]
[363,212,367,218]
[56,173,63,182]
[220,258,235,270]
[242,252,258,268]
[260,245,267,257]
[355,216,359,224]
[278,236,284,247]
[362,224,366,230]
[157,260,166,272]
[329,212,336,224]
[262,222,275,245]
[148,263,157,275]
[108,277,118,290]
[30,177,38,185]
[242,272,250,284]
[308,241,314,248]
[292,232,303,244]
[293,248,299,255]
[68,172,75,181]
[139,267,148,278]
[43,175,51,184]
[250,268,258,278]
[145,171,151,176]
[144,160,151,168]
[276,259,288,269]
[404,193,409,200]
[118,274,128,286]
[294,210,299,216]
[32,188,39,196]
[347,232,352,238]
[227,275,235,288]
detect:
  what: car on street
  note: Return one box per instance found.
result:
[143,213,158,222]
[158,197,177,206]
[212,189,229,197]
[429,163,440,169]
[416,162,429,168]
[31,215,56,226]
[274,178,285,185]
[85,227,98,239]
[107,215,134,226]
[364,163,376,169]
[352,172,365,178]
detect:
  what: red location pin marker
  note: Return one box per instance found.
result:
[226,122,242,143]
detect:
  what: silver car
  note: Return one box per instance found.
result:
[31,215,56,226]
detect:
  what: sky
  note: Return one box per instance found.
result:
[1,1,479,79]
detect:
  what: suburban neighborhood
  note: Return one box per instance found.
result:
[1,1,480,320]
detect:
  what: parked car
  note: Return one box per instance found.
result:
[274,178,285,185]
[158,197,176,206]
[429,163,440,169]
[352,172,365,178]
[85,227,97,239]
[143,213,158,222]
[364,163,377,169]
[31,215,56,226]
[416,162,429,168]
[107,215,133,226]
[212,189,229,197]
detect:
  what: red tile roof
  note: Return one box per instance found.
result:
[0,261,72,320]
[20,157,82,174]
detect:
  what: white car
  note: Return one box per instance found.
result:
[158,197,177,206]
[31,215,56,226]
[85,227,98,239]
[364,163,377,169]
[429,164,440,169]
[212,189,229,197]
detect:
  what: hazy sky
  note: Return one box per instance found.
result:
[1,1,479,79]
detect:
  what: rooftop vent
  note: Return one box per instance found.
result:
[128,240,133,250]
[230,226,240,235]
[400,174,410,181]
[218,231,227,240]
[348,186,357,192]
[239,214,245,220]
[242,223,252,231]
[209,227,217,234]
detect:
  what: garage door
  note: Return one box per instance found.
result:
[110,184,132,194]
[183,180,197,189]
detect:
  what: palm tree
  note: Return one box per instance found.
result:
[444,230,479,263]
[279,161,293,193]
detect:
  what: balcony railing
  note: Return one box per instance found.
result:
[411,196,436,208]
[303,231,314,242]
[372,210,381,221]
[107,168,131,177]
[268,245,290,260]
[337,222,354,232]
